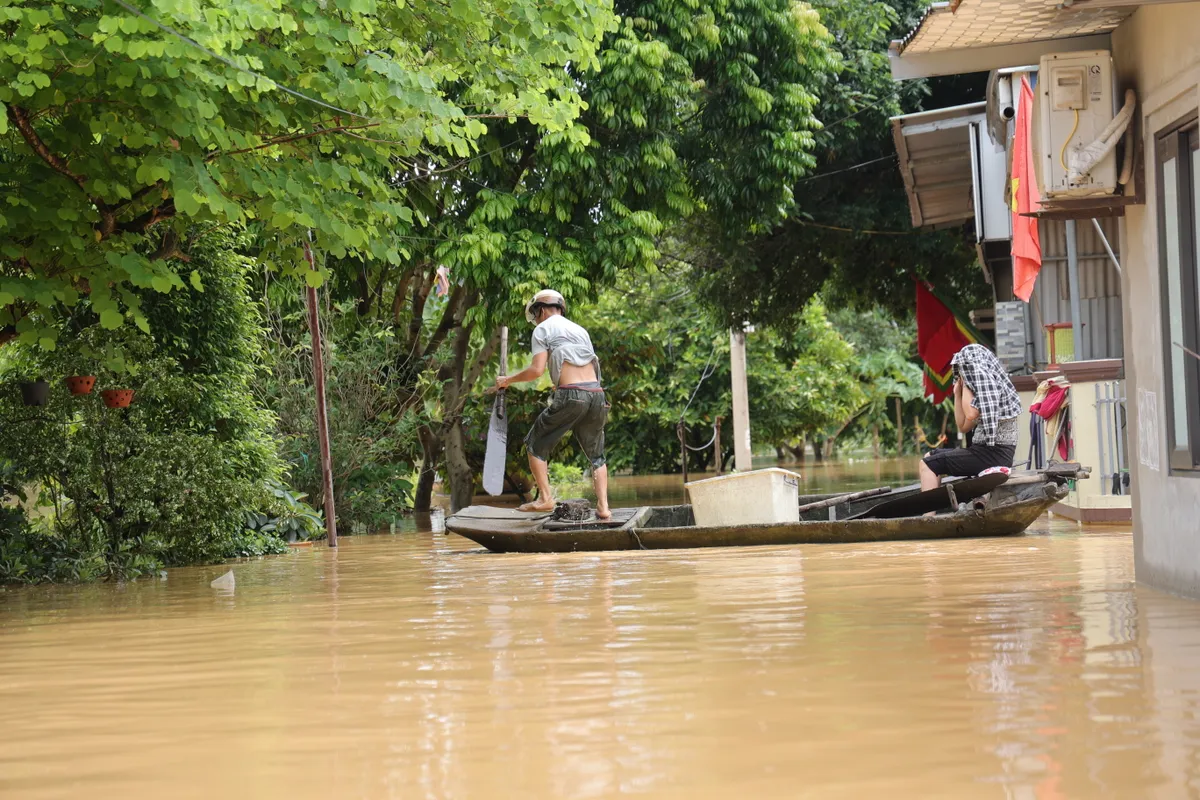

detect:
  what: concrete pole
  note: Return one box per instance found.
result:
[1065,219,1089,362]
[730,328,752,472]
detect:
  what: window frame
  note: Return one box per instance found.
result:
[1155,111,1200,473]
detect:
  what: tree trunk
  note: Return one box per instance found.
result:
[811,438,824,462]
[444,418,475,512]
[414,424,442,512]
[775,444,787,460]
[894,397,903,455]
[438,294,500,513]
[788,441,806,463]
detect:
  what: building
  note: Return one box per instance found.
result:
[888,1,1200,596]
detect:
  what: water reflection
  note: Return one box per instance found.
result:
[2,474,1200,797]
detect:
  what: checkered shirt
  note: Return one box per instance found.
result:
[952,344,1022,446]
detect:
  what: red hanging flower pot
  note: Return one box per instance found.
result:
[101,389,135,409]
[66,375,97,395]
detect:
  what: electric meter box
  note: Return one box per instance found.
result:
[1035,50,1118,198]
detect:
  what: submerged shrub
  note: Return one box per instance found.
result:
[0,232,288,581]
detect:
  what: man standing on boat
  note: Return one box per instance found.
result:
[918,343,1021,491]
[492,289,611,519]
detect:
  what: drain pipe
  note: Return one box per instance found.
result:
[1091,218,1122,276]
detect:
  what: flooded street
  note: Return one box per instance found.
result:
[3,466,1200,798]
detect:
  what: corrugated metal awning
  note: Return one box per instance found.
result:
[889,0,1136,79]
[891,102,985,229]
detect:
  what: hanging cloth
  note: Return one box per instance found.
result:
[1011,74,1043,302]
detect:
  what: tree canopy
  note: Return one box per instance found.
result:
[0,0,614,343]
[684,0,987,327]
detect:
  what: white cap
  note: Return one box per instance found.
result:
[524,289,566,324]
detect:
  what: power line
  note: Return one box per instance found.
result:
[795,219,925,237]
[795,154,898,184]
[820,97,890,132]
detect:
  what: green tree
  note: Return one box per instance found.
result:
[572,268,863,475]
[323,0,839,509]
[829,306,924,457]
[0,0,614,342]
[684,0,988,327]
[0,232,288,579]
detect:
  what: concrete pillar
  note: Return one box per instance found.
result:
[730,328,752,472]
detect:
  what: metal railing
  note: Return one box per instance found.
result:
[1095,380,1130,496]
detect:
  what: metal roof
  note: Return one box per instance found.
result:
[889,0,1136,79]
[891,102,986,229]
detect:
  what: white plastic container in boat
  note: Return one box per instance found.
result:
[685,468,801,527]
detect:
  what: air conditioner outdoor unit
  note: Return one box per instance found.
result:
[1035,50,1119,199]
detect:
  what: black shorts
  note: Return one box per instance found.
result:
[923,444,1015,478]
[525,388,609,469]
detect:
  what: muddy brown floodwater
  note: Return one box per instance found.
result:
[3,461,1200,799]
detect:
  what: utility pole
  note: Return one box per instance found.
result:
[303,239,337,548]
[730,327,752,472]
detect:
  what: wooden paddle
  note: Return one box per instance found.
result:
[848,472,1010,520]
[482,326,508,496]
[796,486,892,514]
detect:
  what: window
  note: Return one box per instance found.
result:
[1155,113,1200,472]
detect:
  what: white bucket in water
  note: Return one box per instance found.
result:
[685,468,801,527]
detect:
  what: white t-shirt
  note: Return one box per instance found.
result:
[531,315,600,386]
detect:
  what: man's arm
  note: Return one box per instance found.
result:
[955,381,981,432]
[494,352,548,390]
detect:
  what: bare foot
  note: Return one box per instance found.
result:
[518,500,555,513]
[596,506,612,520]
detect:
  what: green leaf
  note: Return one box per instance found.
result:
[99,309,124,329]
[189,271,204,292]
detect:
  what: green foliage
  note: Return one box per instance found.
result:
[256,288,419,530]
[0,515,110,584]
[749,297,867,447]
[570,267,865,473]
[0,232,287,581]
[0,0,615,339]
[548,462,590,498]
[245,480,324,544]
[0,462,111,583]
[315,0,840,508]
[827,305,926,454]
[687,0,988,327]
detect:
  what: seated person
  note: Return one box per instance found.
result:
[919,344,1021,491]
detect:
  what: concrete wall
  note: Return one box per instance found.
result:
[1112,3,1200,597]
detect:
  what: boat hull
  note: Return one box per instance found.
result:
[447,482,1068,554]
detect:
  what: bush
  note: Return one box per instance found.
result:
[548,462,591,498]
[258,296,418,531]
[0,232,289,581]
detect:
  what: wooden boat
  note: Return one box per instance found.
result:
[446,468,1082,554]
